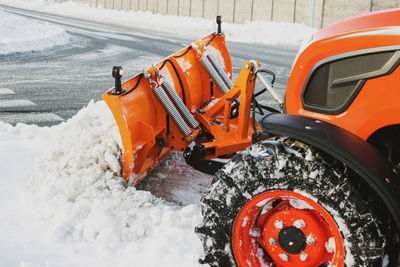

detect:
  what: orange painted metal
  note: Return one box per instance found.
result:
[286,8,400,140]
[232,190,344,267]
[103,33,259,185]
[200,60,258,157]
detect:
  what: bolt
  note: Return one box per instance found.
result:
[274,220,284,229]
[279,253,289,261]
[143,71,151,79]
[156,138,166,147]
[306,234,315,245]
[300,253,308,261]
[269,238,277,245]
[294,219,306,229]
[249,228,260,237]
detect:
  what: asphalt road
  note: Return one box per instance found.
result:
[0,5,298,127]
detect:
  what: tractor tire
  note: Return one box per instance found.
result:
[196,137,395,267]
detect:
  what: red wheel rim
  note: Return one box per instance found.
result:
[232,190,345,267]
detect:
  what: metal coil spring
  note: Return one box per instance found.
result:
[200,56,229,94]
[153,86,192,137]
[162,81,199,129]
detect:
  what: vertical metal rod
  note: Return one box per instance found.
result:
[271,0,274,21]
[202,0,205,18]
[223,98,232,131]
[293,0,297,23]
[250,0,254,21]
[321,0,325,28]
[233,0,236,23]
[177,0,180,15]
[189,0,192,16]
[311,0,316,27]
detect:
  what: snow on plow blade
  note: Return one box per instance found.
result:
[103,32,259,185]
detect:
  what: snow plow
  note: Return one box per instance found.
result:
[103,17,262,185]
[103,10,400,267]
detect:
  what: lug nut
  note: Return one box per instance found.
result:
[269,238,277,245]
[300,253,308,261]
[279,253,289,261]
[249,228,260,237]
[274,220,284,229]
[294,219,306,229]
[306,234,315,245]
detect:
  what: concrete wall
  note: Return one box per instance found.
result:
[218,0,234,22]
[372,0,400,11]
[179,0,191,16]
[234,0,252,23]
[295,0,321,27]
[204,0,218,20]
[322,0,370,27]
[81,0,400,28]
[272,0,295,22]
[252,0,272,21]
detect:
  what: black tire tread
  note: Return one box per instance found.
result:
[196,137,390,266]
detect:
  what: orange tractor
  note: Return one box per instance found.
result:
[103,10,400,267]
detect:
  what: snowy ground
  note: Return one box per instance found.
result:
[0,101,211,267]
[0,2,315,266]
[0,7,70,55]
[0,0,316,48]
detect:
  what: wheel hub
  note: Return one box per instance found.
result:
[278,226,306,255]
[232,190,345,267]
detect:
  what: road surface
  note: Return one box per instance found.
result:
[0,5,297,127]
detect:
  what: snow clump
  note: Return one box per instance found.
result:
[17,101,204,266]
[0,7,71,55]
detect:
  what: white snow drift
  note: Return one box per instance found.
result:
[1,0,316,48]
[0,101,206,267]
[0,7,70,55]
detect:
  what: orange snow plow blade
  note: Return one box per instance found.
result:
[103,32,260,185]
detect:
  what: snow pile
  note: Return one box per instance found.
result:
[0,122,53,266]
[225,21,314,47]
[2,0,316,48]
[0,101,205,267]
[0,122,50,192]
[0,6,70,55]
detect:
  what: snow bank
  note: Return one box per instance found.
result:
[0,6,70,55]
[2,0,316,48]
[0,101,205,267]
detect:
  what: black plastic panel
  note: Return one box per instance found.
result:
[302,49,400,115]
